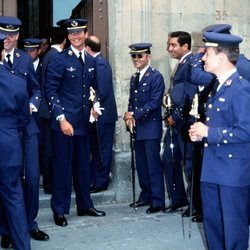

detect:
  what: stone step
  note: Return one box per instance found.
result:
[38,188,117,209]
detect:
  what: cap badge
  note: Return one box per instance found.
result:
[71,21,78,27]
[6,24,14,30]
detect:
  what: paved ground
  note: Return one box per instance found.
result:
[31,203,207,250]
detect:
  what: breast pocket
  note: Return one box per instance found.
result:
[214,100,231,125]
[139,83,150,102]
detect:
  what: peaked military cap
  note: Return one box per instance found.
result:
[203,31,242,48]
[23,38,42,51]
[129,43,152,54]
[0,16,22,35]
[64,19,88,33]
[202,24,232,34]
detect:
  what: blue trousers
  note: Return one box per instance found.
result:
[22,132,40,231]
[90,122,115,188]
[162,126,188,205]
[51,131,93,215]
[134,139,165,207]
[0,166,30,250]
[201,182,249,250]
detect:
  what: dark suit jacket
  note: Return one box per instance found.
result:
[3,48,41,136]
[39,47,59,119]
[201,72,250,186]
[94,53,117,124]
[0,64,30,167]
[170,53,197,123]
[46,47,96,135]
[128,66,165,140]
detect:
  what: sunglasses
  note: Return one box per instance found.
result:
[131,54,144,59]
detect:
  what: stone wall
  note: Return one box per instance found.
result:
[0,0,17,16]
[108,0,250,203]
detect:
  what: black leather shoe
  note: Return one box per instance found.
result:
[146,205,164,214]
[192,214,203,223]
[77,208,106,217]
[129,200,150,208]
[30,229,49,241]
[53,213,68,227]
[1,235,13,249]
[90,186,107,193]
[163,204,186,213]
[182,207,198,217]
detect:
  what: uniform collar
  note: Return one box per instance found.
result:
[93,52,101,58]
[217,68,237,91]
[70,45,85,62]
[179,51,192,64]
[51,44,63,52]
[138,65,150,81]
[4,48,14,61]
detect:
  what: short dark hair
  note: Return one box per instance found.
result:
[49,27,66,45]
[214,46,240,65]
[85,36,101,53]
[168,31,192,50]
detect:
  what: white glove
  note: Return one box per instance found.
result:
[93,102,104,115]
[89,102,104,123]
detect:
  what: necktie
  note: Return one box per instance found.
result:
[134,72,140,87]
[211,79,220,97]
[6,54,12,68]
[78,52,84,67]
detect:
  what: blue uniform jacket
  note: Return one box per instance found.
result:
[3,49,41,136]
[170,53,197,123]
[201,72,250,187]
[191,52,215,86]
[236,54,250,82]
[39,47,58,119]
[128,66,165,140]
[46,47,96,135]
[0,65,30,167]
[94,53,117,124]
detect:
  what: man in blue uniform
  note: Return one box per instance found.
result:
[46,19,106,227]
[22,38,43,81]
[162,32,197,216]
[40,27,67,194]
[0,16,49,247]
[124,43,165,213]
[190,24,250,223]
[0,34,31,250]
[189,30,250,250]
[85,35,118,193]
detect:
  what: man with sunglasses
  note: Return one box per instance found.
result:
[124,43,165,213]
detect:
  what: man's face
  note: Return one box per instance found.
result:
[167,37,187,60]
[131,53,149,71]
[26,48,41,61]
[4,33,19,52]
[202,47,221,75]
[68,30,88,51]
